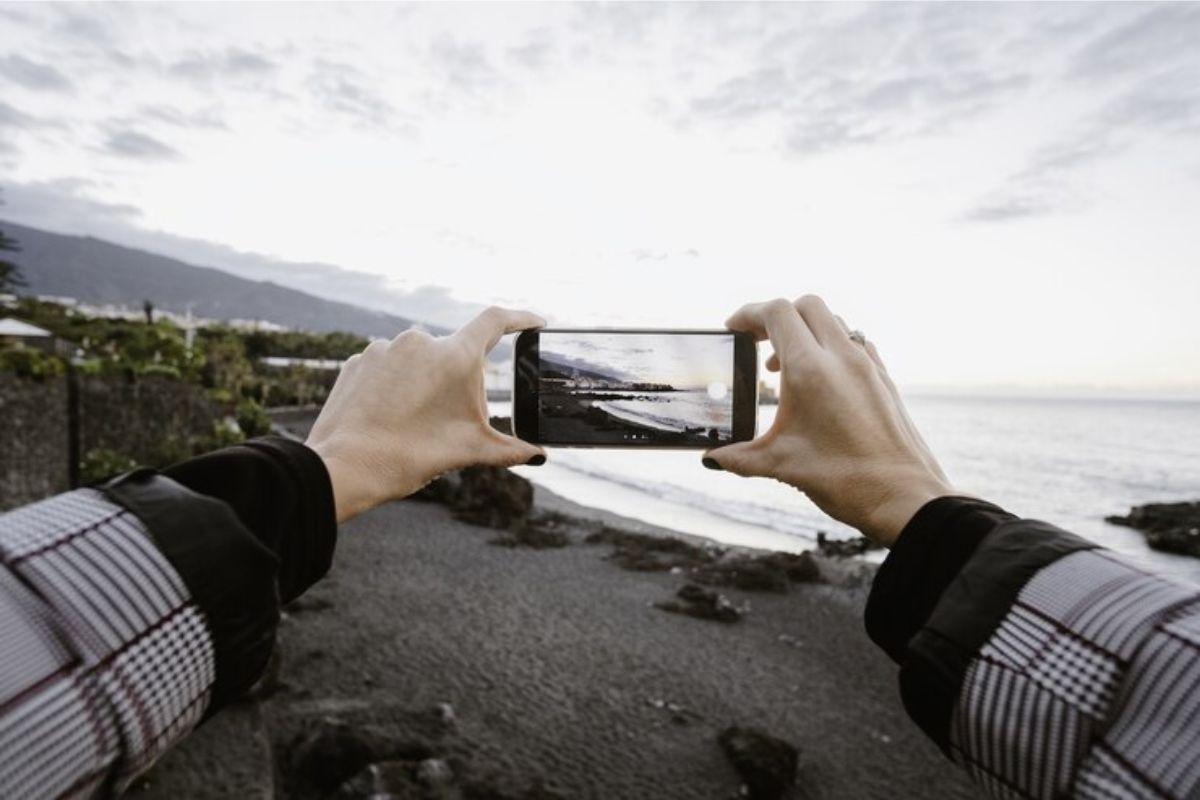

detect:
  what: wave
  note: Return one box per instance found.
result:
[550,453,857,543]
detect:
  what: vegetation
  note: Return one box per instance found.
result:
[3,295,366,476]
[0,221,24,295]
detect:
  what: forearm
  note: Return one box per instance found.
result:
[870,498,1200,798]
[0,438,337,796]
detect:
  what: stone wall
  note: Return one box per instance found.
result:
[79,374,219,467]
[0,372,219,511]
[0,371,70,510]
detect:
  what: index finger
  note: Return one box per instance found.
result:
[455,306,547,354]
[725,298,816,362]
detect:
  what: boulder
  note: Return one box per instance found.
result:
[692,551,820,593]
[816,532,881,558]
[585,527,717,572]
[285,717,435,796]
[1107,501,1200,558]
[415,466,534,531]
[490,510,571,549]
[655,583,742,623]
[717,725,799,800]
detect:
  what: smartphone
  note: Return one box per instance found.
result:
[512,328,758,448]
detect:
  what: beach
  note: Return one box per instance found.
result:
[538,392,727,447]
[130,473,978,799]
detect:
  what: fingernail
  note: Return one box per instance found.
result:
[702,457,723,471]
[526,454,546,466]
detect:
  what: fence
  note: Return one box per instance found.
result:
[0,370,219,510]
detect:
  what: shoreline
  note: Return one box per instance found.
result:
[538,392,728,447]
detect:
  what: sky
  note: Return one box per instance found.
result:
[0,2,1197,394]
[541,332,733,388]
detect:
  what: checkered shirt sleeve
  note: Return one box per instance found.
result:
[0,489,215,799]
[952,549,1200,799]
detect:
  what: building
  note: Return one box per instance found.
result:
[0,318,69,356]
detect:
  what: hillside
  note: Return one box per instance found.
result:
[0,220,439,340]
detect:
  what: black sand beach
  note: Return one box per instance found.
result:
[538,393,726,446]
[131,467,979,799]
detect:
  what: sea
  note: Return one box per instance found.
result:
[497,395,1200,585]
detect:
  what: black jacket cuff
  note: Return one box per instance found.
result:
[163,436,337,604]
[865,496,1016,664]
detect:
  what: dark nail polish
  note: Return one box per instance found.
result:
[526,454,546,466]
[702,457,723,471]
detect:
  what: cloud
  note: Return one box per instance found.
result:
[0,55,73,92]
[169,48,277,84]
[0,179,487,329]
[681,5,1033,156]
[101,130,181,160]
[430,38,501,91]
[132,104,228,131]
[306,59,399,129]
[964,4,1200,222]
[1,179,143,224]
[508,34,555,71]
[0,101,41,129]
[1069,4,1200,81]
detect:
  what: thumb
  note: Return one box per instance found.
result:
[480,428,546,468]
[704,438,772,478]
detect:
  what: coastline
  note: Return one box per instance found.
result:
[538,392,727,446]
[132,475,975,799]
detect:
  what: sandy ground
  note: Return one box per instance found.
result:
[129,412,980,798]
[223,486,978,800]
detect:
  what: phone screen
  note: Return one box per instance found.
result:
[531,331,738,446]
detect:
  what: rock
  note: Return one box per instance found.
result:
[718,726,799,800]
[415,466,535,530]
[417,758,454,790]
[286,718,435,795]
[490,510,571,549]
[816,531,881,558]
[435,702,457,726]
[1107,501,1200,558]
[586,527,717,572]
[692,551,820,593]
[334,761,425,799]
[655,583,742,623]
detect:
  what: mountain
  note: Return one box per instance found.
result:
[0,219,442,340]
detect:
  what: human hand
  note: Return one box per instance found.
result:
[306,307,547,524]
[706,296,955,546]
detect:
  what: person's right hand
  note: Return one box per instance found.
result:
[706,295,956,547]
[305,307,547,524]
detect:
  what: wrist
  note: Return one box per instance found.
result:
[305,439,382,525]
[858,473,958,547]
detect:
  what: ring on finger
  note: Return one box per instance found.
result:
[847,329,867,346]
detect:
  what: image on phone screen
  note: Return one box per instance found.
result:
[533,331,737,446]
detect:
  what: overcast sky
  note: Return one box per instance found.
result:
[1,2,1197,393]
[542,332,733,388]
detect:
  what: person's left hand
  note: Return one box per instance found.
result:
[306,307,547,523]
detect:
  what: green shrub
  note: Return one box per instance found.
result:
[0,347,66,381]
[137,363,182,380]
[236,398,273,438]
[81,448,139,483]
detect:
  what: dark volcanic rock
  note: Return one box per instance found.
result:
[693,551,820,592]
[585,527,718,572]
[286,717,436,796]
[816,531,882,558]
[415,466,534,530]
[718,725,799,800]
[491,510,572,549]
[1107,501,1200,558]
[335,761,425,799]
[656,583,742,623]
